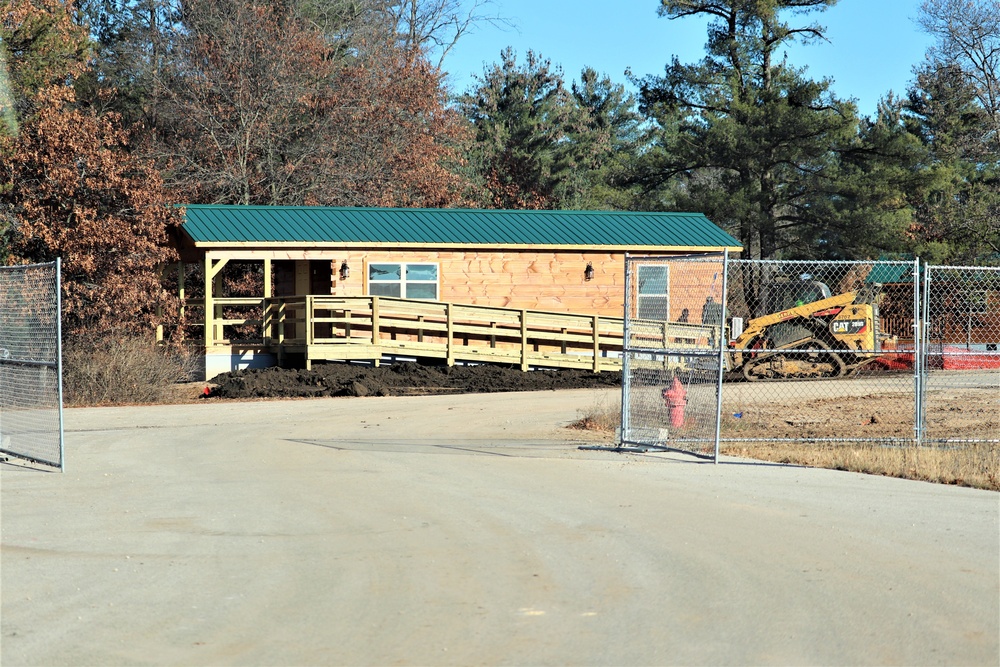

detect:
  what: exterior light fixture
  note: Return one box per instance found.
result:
[584,262,595,281]
[339,260,350,281]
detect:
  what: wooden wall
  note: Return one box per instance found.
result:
[204,247,727,320]
[332,250,630,317]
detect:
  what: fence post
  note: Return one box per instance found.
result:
[914,259,924,447]
[446,302,455,366]
[520,309,529,372]
[371,297,380,367]
[262,298,271,346]
[593,315,601,372]
[713,249,729,464]
[56,258,64,472]
[275,300,285,366]
[620,254,632,446]
[306,296,314,347]
[303,295,313,371]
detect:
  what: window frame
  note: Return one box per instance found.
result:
[635,264,670,321]
[367,262,440,300]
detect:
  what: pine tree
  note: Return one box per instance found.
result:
[903,63,1000,262]
[458,49,582,209]
[632,0,859,259]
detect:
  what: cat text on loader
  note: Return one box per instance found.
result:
[727,280,889,381]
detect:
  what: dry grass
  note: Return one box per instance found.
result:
[569,396,622,432]
[63,336,202,406]
[572,403,1000,491]
[721,442,1000,491]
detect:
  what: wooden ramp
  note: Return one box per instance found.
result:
[264,296,625,372]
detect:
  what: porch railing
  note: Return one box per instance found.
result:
[261,295,625,372]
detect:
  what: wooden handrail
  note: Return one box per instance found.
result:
[204,295,625,371]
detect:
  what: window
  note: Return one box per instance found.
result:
[368,263,439,300]
[637,265,669,320]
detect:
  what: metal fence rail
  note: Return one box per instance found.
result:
[0,260,64,470]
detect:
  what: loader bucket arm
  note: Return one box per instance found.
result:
[731,291,858,351]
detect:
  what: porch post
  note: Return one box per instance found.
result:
[263,258,272,344]
[155,263,167,343]
[204,254,214,349]
[203,255,230,348]
[178,260,186,320]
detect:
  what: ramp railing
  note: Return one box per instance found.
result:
[262,295,624,372]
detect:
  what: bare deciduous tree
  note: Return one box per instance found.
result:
[149,0,470,208]
[919,0,1000,149]
[378,0,513,69]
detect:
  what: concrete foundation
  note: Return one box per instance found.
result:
[203,350,277,381]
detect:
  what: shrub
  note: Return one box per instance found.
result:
[62,335,201,406]
[571,396,622,432]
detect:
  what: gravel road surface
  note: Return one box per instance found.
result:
[2,389,998,666]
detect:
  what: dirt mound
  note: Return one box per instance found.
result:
[211,361,622,399]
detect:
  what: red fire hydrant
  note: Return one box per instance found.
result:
[662,377,688,429]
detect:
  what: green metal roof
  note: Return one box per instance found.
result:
[180,205,742,249]
[866,262,918,284]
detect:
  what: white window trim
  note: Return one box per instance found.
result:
[367,262,440,300]
[636,264,670,321]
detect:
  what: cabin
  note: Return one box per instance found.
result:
[168,205,742,379]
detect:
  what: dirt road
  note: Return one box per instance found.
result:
[2,389,998,666]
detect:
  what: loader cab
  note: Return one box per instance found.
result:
[756,276,835,349]
[765,275,832,313]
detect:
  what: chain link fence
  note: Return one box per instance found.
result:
[620,254,727,459]
[0,261,64,470]
[621,256,925,461]
[720,259,920,448]
[621,255,1000,460]
[920,266,1000,445]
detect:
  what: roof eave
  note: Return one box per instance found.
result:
[188,241,743,253]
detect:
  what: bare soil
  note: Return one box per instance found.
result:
[208,361,622,400]
[202,364,996,445]
[719,385,999,442]
[719,392,924,440]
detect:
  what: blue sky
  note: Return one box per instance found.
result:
[442,0,934,118]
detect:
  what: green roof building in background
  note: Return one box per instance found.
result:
[171,205,741,379]
[179,205,742,250]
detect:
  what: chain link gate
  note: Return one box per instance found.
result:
[0,260,65,470]
[719,259,920,449]
[920,265,1000,446]
[620,254,727,460]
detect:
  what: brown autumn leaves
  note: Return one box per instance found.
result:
[1,0,474,337]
